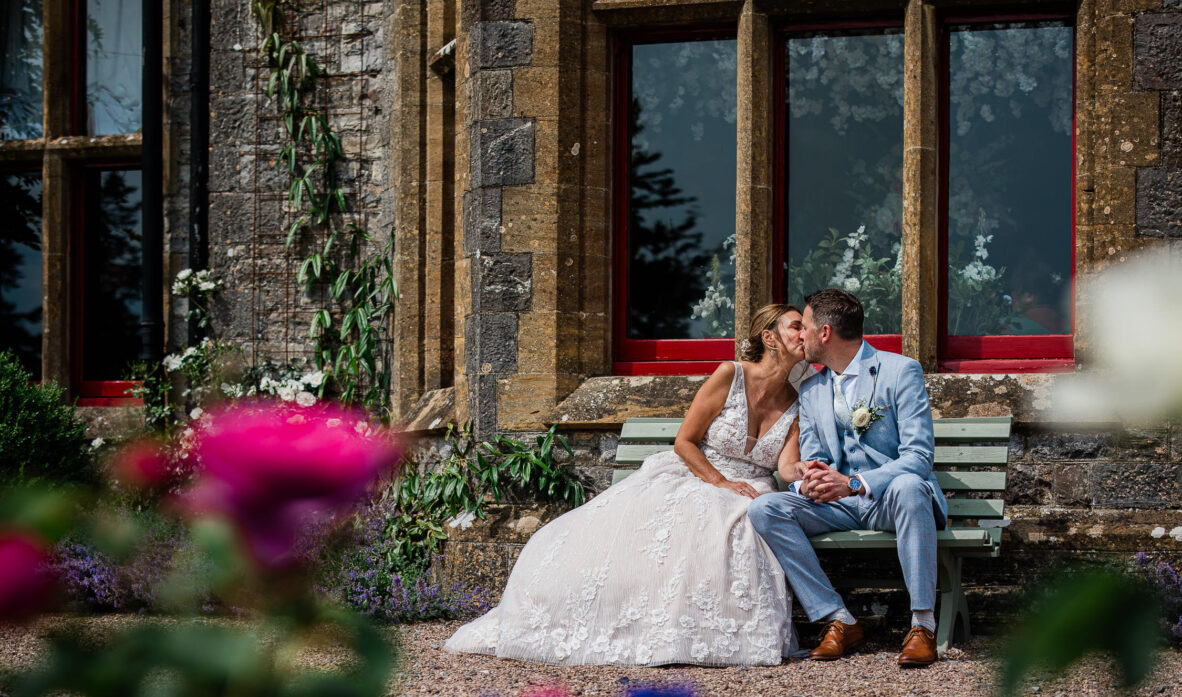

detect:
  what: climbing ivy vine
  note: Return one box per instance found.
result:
[250,0,397,416]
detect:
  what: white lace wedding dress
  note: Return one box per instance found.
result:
[444,362,799,666]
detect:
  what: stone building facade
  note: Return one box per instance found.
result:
[4,0,1182,623]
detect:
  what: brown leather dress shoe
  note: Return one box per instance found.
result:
[897,626,938,666]
[808,620,865,660]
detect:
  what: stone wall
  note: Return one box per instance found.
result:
[180,0,1182,623]
[206,0,389,365]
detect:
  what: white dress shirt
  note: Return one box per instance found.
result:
[833,341,872,498]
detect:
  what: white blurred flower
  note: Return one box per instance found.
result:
[326,418,342,428]
[1056,253,1182,422]
[843,276,862,293]
[90,437,105,450]
[296,391,316,407]
[198,280,217,292]
[301,370,325,388]
[189,407,204,420]
[163,354,183,372]
[176,269,193,281]
[1151,527,1166,539]
[277,385,297,402]
[448,511,477,530]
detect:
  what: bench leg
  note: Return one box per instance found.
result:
[936,549,971,655]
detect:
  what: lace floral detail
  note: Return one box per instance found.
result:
[444,361,800,666]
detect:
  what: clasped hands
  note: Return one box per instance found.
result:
[797,460,855,503]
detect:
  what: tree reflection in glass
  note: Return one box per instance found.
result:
[947,22,1073,336]
[627,39,737,340]
[783,30,904,335]
[86,0,142,135]
[82,169,143,381]
[0,173,43,379]
[0,0,44,139]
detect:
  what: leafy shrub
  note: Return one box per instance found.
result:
[0,350,95,488]
[386,423,585,572]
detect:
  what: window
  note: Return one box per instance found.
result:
[779,24,905,353]
[939,17,1074,371]
[0,170,43,379]
[613,12,1074,375]
[0,0,149,402]
[614,29,738,375]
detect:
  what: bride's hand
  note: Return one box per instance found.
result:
[715,479,759,499]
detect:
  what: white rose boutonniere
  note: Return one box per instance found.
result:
[850,400,885,436]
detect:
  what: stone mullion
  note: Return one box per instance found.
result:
[390,0,428,421]
[901,0,939,371]
[41,152,71,389]
[734,0,774,344]
[43,0,72,138]
[425,0,454,392]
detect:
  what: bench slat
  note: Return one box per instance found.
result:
[620,417,1011,444]
[620,419,683,442]
[946,498,1005,518]
[933,445,1009,465]
[935,471,1007,491]
[809,528,998,550]
[618,443,1009,469]
[932,417,1013,442]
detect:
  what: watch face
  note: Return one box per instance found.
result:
[849,478,861,492]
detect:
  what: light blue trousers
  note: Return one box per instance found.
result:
[747,473,939,621]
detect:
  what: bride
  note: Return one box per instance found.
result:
[445,304,811,666]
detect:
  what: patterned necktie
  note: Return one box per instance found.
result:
[833,373,852,428]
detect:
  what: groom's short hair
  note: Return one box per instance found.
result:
[805,289,864,341]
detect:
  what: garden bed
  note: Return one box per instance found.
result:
[3,616,1180,697]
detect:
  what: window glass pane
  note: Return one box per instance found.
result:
[628,39,737,340]
[83,169,142,381]
[783,29,904,335]
[947,22,1073,336]
[0,0,44,139]
[1,172,43,379]
[86,0,142,135]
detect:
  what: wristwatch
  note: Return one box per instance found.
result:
[848,476,863,496]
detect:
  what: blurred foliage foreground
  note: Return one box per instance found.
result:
[0,403,400,697]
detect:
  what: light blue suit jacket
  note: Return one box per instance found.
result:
[797,343,947,526]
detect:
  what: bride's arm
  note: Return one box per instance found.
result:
[673,363,755,497]
[776,419,805,483]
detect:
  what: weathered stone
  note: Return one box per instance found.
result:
[400,386,457,432]
[437,540,522,602]
[462,187,503,254]
[476,253,532,312]
[1137,167,1182,236]
[1007,464,1051,506]
[1115,427,1171,460]
[1030,431,1115,461]
[570,466,614,496]
[480,0,517,23]
[471,118,535,188]
[466,312,519,374]
[1097,92,1160,167]
[1053,464,1094,505]
[1164,91,1182,168]
[75,406,145,438]
[468,373,499,439]
[1135,13,1182,89]
[475,21,533,69]
[475,69,514,119]
[1007,433,1027,461]
[1096,14,1135,94]
[1093,463,1182,507]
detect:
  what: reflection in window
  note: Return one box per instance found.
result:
[627,39,737,340]
[1,173,43,379]
[0,0,44,139]
[82,169,143,381]
[783,29,904,335]
[947,22,1073,336]
[86,0,142,135]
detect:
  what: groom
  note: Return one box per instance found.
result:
[748,289,946,667]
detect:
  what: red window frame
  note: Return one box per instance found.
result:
[937,12,1076,374]
[612,26,739,376]
[71,161,144,406]
[774,19,905,358]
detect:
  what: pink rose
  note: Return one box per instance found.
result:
[184,403,399,569]
[0,533,56,623]
[111,440,172,491]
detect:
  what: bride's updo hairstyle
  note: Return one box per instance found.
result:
[738,303,801,362]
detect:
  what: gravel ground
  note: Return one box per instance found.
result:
[2,616,1180,697]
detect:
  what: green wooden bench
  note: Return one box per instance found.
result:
[610,415,1011,654]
